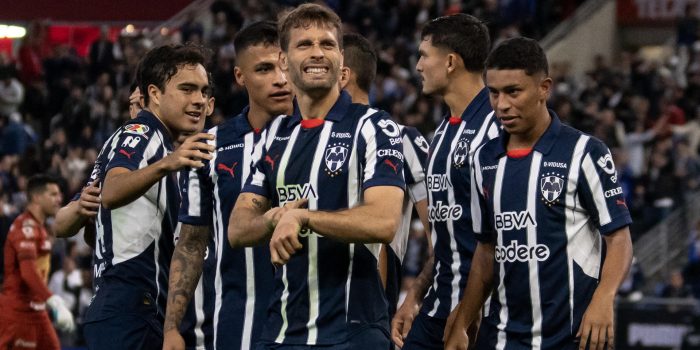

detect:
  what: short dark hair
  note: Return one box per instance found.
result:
[486,37,549,76]
[278,3,342,51]
[27,174,59,199]
[343,33,376,93]
[137,43,211,106]
[234,20,279,57]
[421,14,490,73]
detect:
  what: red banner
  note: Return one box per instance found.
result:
[617,0,699,26]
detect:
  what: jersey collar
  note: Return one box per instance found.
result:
[495,109,562,157]
[289,90,352,127]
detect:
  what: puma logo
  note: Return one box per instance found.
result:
[384,159,399,173]
[119,149,136,159]
[217,162,238,177]
[616,199,627,208]
[265,154,280,170]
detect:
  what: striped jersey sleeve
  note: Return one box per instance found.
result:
[401,126,428,203]
[106,122,157,172]
[471,144,495,243]
[179,128,217,226]
[358,112,406,190]
[577,138,632,235]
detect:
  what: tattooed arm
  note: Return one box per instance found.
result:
[227,193,272,248]
[163,224,209,350]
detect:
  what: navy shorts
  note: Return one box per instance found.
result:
[255,324,390,350]
[401,312,446,350]
[83,314,162,350]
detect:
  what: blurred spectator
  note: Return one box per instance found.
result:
[0,64,24,120]
[88,26,115,81]
[659,270,693,298]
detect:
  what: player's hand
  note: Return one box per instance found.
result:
[162,133,215,171]
[269,209,307,266]
[47,295,75,333]
[263,199,308,232]
[78,180,101,217]
[444,310,469,350]
[577,293,615,350]
[163,329,185,350]
[391,296,421,347]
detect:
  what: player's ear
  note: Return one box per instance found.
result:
[147,84,161,108]
[339,67,350,89]
[234,66,244,87]
[279,51,288,72]
[538,75,553,101]
[446,53,461,74]
[207,97,216,117]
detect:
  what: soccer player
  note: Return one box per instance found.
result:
[0,175,75,350]
[443,37,633,350]
[392,14,498,350]
[339,32,430,324]
[228,3,405,349]
[82,44,215,350]
[162,20,292,350]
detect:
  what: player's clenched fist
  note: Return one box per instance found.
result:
[162,133,215,170]
[264,199,308,232]
[269,209,307,266]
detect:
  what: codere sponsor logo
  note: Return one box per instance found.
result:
[277,183,318,204]
[495,211,537,231]
[428,201,463,222]
[495,240,550,263]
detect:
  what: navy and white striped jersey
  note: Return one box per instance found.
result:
[422,88,499,319]
[178,108,274,350]
[384,125,429,316]
[241,91,406,345]
[471,112,632,349]
[86,110,179,325]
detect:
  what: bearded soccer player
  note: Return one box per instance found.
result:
[444,37,633,350]
[392,14,499,350]
[82,44,215,350]
[163,21,292,350]
[229,4,405,349]
[339,32,430,327]
[0,175,75,350]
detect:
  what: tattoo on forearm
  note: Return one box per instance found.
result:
[163,225,209,332]
[252,197,263,209]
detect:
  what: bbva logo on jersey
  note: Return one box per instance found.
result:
[324,143,349,176]
[495,211,536,231]
[540,173,565,205]
[277,183,318,204]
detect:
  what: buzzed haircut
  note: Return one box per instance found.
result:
[278,3,342,51]
[343,33,376,94]
[137,43,212,106]
[234,20,280,57]
[421,14,490,73]
[485,37,549,76]
[27,174,59,200]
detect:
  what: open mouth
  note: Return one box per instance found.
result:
[185,111,202,121]
[304,66,329,75]
[499,116,518,126]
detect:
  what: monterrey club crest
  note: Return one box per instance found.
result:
[325,143,349,177]
[540,172,565,206]
[453,140,469,168]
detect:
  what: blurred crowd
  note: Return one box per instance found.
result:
[4,0,700,345]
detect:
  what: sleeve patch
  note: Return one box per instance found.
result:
[123,124,150,137]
